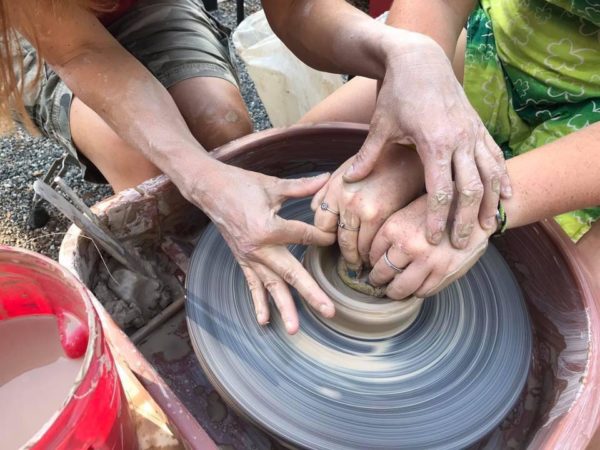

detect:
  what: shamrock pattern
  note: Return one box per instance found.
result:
[464,0,600,241]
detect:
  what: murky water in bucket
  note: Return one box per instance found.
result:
[0,315,83,449]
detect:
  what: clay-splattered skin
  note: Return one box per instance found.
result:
[11,0,344,335]
[363,117,600,300]
[312,145,424,271]
[369,195,492,300]
[262,0,512,250]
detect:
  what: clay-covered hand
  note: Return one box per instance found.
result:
[188,162,336,334]
[343,31,511,250]
[311,145,424,271]
[368,194,494,300]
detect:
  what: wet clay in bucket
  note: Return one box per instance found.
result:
[0,316,83,449]
[0,246,137,450]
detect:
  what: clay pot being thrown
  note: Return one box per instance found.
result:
[302,244,423,340]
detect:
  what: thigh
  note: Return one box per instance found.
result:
[299,29,468,125]
[108,0,239,90]
[168,77,252,150]
[109,0,252,149]
[70,98,161,191]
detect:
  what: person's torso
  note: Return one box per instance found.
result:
[482,0,600,105]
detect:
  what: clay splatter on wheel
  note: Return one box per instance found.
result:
[186,196,532,450]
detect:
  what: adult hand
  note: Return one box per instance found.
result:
[343,31,511,249]
[311,145,424,270]
[185,161,337,335]
[368,195,493,300]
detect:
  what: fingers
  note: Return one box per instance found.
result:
[386,262,432,300]
[277,173,330,200]
[474,138,502,231]
[273,217,336,247]
[314,194,339,234]
[240,264,269,325]
[369,221,395,266]
[423,152,453,245]
[357,220,381,266]
[337,209,361,270]
[416,269,454,299]
[369,244,412,286]
[451,150,483,249]
[263,246,336,319]
[253,263,299,334]
[343,127,387,182]
[485,133,512,199]
[310,181,329,212]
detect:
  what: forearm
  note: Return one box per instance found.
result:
[504,123,600,229]
[54,44,217,190]
[386,0,476,59]
[15,1,220,198]
[262,0,475,80]
[262,0,428,79]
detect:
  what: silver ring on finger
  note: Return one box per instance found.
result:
[337,219,360,232]
[320,202,339,215]
[384,249,404,273]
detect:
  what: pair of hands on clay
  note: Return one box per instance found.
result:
[346,31,511,249]
[189,162,337,335]
[310,34,510,301]
[314,146,494,300]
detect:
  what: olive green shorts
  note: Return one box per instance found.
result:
[18,0,238,182]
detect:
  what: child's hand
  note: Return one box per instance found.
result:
[311,145,424,271]
[368,195,494,300]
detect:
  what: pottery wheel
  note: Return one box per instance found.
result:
[186,197,532,450]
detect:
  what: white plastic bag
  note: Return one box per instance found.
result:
[232,10,345,127]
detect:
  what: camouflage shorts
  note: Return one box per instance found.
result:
[18,0,238,182]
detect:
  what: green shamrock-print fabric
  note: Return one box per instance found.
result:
[464,0,600,242]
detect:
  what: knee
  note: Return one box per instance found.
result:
[186,95,253,150]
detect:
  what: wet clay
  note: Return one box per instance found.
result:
[303,244,423,340]
[0,315,83,449]
[335,258,386,298]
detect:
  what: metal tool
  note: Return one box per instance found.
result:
[28,153,77,229]
[33,176,152,277]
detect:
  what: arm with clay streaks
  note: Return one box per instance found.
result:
[262,0,511,250]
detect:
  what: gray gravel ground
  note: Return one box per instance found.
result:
[0,0,367,261]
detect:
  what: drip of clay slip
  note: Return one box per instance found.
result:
[303,244,424,340]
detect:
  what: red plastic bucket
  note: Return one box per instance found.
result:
[0,246,137,450]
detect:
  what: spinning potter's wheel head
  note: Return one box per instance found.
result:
[186,196,532,450]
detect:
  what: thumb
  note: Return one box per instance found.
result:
[277,172,330,199]
[343,130,386,182]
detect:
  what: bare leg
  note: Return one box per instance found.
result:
[299,76,378,124]
[168,77,252,150]
[70,98,162,192]
[577,220,600,291]
[299,29,468,125]
[71,77,252,191]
